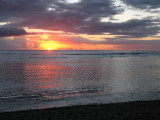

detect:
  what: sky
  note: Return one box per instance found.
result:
[0,0,160,50]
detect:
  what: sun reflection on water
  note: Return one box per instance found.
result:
[24,62,66,91]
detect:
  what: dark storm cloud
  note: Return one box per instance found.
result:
[0,27,27,37]
[0,0,159,37]
[122,0,160,9]
[0,0,118,24]
[74,19,160,37]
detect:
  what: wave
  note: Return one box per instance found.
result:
[64,52,149,56]
[0,52,153,56]
[0,88,102,102]
[0,51,160,61]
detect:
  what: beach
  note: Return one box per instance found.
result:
[0,100,160,120]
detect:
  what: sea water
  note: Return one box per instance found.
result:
[0,50,160,112]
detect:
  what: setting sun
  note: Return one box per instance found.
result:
[39,40,66,50]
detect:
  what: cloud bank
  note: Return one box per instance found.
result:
[0,0,159,37]
[0,27,27,37]
[122,0,160,9]
[0,0,160,50]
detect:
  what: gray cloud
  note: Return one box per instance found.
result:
[122,0,160,9]
[74,19,160,37]
[0,0,159,38]
[0,27,27,37]
[103,39,160,44]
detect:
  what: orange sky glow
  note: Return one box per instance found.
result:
[22,28,160,51]
[1,27,159,51]
[24,29,120,50]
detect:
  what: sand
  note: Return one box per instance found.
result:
[0,100,160,120]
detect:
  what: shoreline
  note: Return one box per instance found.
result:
[0,100,160,120]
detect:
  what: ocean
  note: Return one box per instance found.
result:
[0,50,160,112]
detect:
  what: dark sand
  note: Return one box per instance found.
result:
[0,100,160,120]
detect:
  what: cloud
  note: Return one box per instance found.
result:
[103,39,160,44]
[62,35,160,50]
[0,36,27,49]
[122,0,160,9]
[73,18,160,37]
[39,33,160,46]
[1,32,159,50]
[0,0,160,45]
[0,0,123,34]
[0,27,27,37]
[114,40,160,50]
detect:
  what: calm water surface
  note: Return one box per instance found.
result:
[0,50,160,112]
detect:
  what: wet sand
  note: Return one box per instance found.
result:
[0,100,160,120]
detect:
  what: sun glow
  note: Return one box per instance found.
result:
[25,32,119,50]
[41,34,49,39]
[48,48,51,50]
[39,41,65,50]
